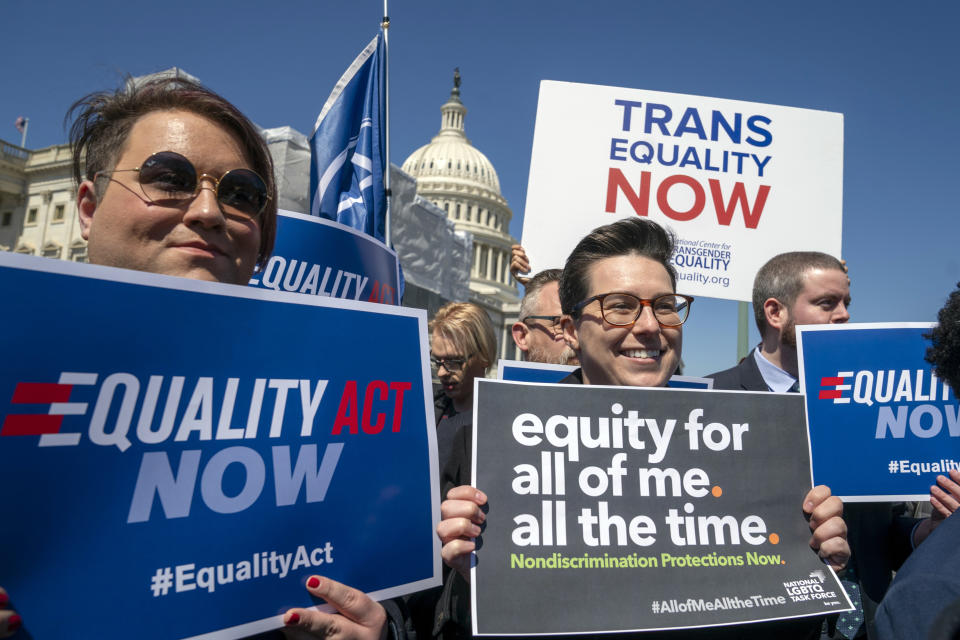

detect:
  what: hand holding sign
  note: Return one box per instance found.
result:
[802,486,848,571]
[282,576,388,640]
[438,486,488,580]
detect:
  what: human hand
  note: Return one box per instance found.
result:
[0,587,22,639]
[510,244,531,285]
[281,576,387,640]
[437,485,487,580]
[930,469,960,521]
[803,485,849,571]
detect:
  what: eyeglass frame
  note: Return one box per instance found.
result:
[430,353,476,373]
[521,314,563,335]
[571,292,694,328]
[93,150,272,221]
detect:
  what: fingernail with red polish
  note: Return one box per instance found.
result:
[285,612,300,626]
[8,614,22,632]
[307,576,320,589]
[0,592,8,605]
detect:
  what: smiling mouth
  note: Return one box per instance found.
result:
[173,242,227,258]
[622,348,660,359]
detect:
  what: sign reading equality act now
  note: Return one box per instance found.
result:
[520,81,843,302]
[471,380,851,635]
[0,253,440,640]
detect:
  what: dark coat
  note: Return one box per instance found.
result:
[874,509,960,639]
[706,348,769,392]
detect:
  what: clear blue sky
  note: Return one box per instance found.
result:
[5,0,958,376]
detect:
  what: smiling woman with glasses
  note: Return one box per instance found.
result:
[435,218,849,640]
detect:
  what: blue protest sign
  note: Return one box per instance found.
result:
[0,253,439,639]
[497,360,713,389]
[797,323,960,500]
[248,210,400,304]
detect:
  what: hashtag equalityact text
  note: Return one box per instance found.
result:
[150,542,335,597]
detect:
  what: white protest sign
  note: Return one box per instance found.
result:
[521,80,843,302]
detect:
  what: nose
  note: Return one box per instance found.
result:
[182,176,225,228]
[630,303,662,334]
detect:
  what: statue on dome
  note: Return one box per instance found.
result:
[453,67,461,90]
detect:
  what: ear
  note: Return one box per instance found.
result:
[511,321,530,352]
[763,297,790,334]
[77,180,98,241]
[561,314,581,353]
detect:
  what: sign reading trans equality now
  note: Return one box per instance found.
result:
[0,253,439,640]
[520,81,843,302]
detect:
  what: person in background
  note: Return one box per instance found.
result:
[511,268,578,365]
[430,301,497,471]
[708,252,956,639]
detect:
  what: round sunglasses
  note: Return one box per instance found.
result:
[95,151,270,220]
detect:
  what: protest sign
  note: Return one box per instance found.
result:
[797,323,960,501]
[497,360,713,389]
[520,80,843,301]
[248,210,400,304]
[0,253,439,639]
[471,379,851,635]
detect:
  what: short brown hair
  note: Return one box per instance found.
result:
[752,252,845,336]
[429,302,497,369]
[67,76,277,268]
[560,218,677,317]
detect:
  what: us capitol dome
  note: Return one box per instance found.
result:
[402,70,520,359]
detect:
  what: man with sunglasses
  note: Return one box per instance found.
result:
[511,269,578,366]
[70,76,278,286]
[434,218,848,640]
[0,78,405,640]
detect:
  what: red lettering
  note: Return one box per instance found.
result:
[389,381,412,432]
[382,286,394,305]
[605,168,650,216]
[709,180,770,229]
[367,280,380,303]
[361,380,389,434]
[656,174,705,222]
[332,380,359,435]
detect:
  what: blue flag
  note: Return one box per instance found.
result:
[310,34,386,242]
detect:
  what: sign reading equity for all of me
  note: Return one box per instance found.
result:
[0,252,439,640]
[520,81,843,302]
[471,379,852,635]
[797,323,960,501]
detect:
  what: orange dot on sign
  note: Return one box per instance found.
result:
[769,533,780,545]
[711,486,722,497]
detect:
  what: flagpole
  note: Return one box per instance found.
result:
[19,118,29,148]
[382,1,391,248]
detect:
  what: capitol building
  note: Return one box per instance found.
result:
[402,74,521,360]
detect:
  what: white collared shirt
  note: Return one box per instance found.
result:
[753,347,798,393]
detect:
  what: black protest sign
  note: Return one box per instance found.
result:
[471,379,852,635]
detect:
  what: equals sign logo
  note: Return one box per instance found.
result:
[1,373,97,445]
[818,372,853,404]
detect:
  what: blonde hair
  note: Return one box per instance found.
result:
[429,302,497,368]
